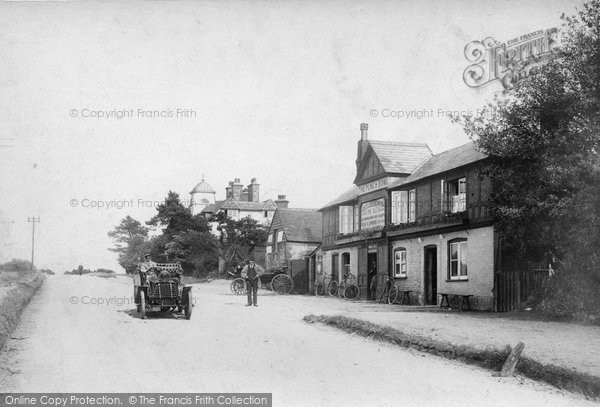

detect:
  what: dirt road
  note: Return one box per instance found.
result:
[0,275,594,406]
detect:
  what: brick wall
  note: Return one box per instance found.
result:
[390,225,495,310]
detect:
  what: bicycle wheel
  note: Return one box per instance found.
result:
[232,278,247,295]
[315,282,324,296]
[337,282,346,298]
[327,280,338,296]
[387,285,399,304]
[344,284,360,300]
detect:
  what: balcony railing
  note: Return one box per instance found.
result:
[388,211,467,234]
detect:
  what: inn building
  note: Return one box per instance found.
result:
[318,124,497,310]
[318,124,432,293]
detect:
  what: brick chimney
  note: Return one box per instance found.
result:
[240,188,249,202]
[225,181,233,199]
[248,177,260,202]
[232,178,243,201]
[356,123,369,170]
[275,194,289,208]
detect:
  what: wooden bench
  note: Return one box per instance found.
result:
[438,293,473,311]
[398,290,413,305]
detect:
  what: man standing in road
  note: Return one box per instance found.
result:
[241,259,263,307]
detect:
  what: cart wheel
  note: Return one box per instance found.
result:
[344,284,360,300]
[185,291,193,320]
[139,289,146,319]
[387,286,399,305]
[315,282,324,296]
[271,274,293,294]
[232,278,246,295]
[327,280,338,296]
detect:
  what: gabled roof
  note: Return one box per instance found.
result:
[388,142,487,189]
[368,141,432,174]
[319,186,359,211]
[272,208,322,243]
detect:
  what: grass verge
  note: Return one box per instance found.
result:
[303,314,600,400]
[0,272,45,351]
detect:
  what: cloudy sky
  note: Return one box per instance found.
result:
[0,0,583,272]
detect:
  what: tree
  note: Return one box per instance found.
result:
[212,211,268,275]
[460,1,600,262]
[458,0,600,318]
[146,191,218,275]
[108,216,150,274]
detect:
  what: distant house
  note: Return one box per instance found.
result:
[198,178,280,226]
[264,207,322,293]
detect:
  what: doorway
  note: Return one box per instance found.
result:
[367,252,377,298]
[331,254,339,282]
[424,246,437,305]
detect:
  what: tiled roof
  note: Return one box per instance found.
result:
[201,200,225,213]
[201,198,278,213]
[368,141,432,174]
[388,142,487,189]
[220,199,278,211]
[276,208,322,243]
[319,186,359,211]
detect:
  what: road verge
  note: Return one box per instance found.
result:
[0,272,45,351]
[303,314,600,400]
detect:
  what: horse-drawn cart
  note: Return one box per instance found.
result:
[133,262,193,319]
[230,267,293,295]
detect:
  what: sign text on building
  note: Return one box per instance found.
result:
[359,178,389,195]
[361,198,385,230]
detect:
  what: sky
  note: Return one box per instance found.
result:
[0,0,584,272]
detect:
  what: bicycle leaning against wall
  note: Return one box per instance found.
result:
[328,271,360,300]
[314,273,331,296]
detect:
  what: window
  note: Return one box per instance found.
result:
[339,206,354,234]
[266,246,272,254]
[449,239,467,280]
[267,233,273,243]
[391,190,415,224]
[393,248,407,278]
[276,230,283,242]
[445,177,466,213]
[264,211,268,217]
[353,204,359,232]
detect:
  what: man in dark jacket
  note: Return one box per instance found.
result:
[241,259,264,307]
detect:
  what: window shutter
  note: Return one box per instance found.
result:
[400,191,408,223]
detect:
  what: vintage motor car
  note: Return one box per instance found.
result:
[133,262,193,319]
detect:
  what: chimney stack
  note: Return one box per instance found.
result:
[356,123,369,170]
[225,181,233,199]
[275,194,289,209]
[232,178,243,201]
[248,177,260,202]
[360,123,368,140]
[240,188,249,202]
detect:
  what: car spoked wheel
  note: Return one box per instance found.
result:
[139,290,146,319]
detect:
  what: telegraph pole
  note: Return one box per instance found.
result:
[27,217,40,271]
